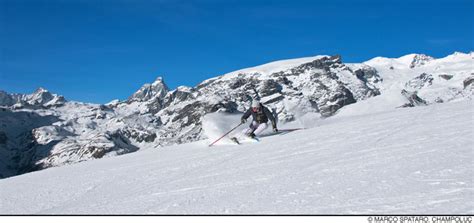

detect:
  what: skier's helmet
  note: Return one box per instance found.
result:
[251,100,261,112]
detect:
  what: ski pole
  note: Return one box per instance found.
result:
[278,128,305,132]
[208,123,243,147]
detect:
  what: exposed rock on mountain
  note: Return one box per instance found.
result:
[128,77,169,102]
[464,75,474,89]
[439,74,453,80]
[400,90,427,107]
[409,54,434,68]
[406,73,434,89]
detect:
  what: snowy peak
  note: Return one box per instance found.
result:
[439,51,473,62]
[364,53,435,69]
[27,87,54,105]
[221,55,330,78]
[364,52,474,70]
[151,76,166,87]
[452,51,472,57]
[128,76,170,102]
[0,88,66,108]
[25,87,66,107]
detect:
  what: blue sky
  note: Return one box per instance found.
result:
[1,0,473,104]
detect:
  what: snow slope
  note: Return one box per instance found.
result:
[0,100,472,214]
[218,55,328,79]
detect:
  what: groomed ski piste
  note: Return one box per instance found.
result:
[0,98,472,214]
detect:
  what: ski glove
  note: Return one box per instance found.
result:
[241,118,247,124]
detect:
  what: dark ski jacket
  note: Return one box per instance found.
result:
[242,104,276,127]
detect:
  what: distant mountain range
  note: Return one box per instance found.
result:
[1,51,472,178]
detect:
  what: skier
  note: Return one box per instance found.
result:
[240,100,278,138]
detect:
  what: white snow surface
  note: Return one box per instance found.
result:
[0,100,472,214]
[207,55,329,81]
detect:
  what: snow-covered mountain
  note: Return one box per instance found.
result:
[0,52,472,178]
[0,87,66,109]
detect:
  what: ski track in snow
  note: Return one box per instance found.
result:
[0,101,473,214]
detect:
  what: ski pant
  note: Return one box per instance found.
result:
[242,121,268,136]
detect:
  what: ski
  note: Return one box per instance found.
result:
[249,136,260,142]
[230,137,240,145]
[230,136,260,145]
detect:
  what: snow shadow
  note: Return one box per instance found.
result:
[0,108,61,178]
